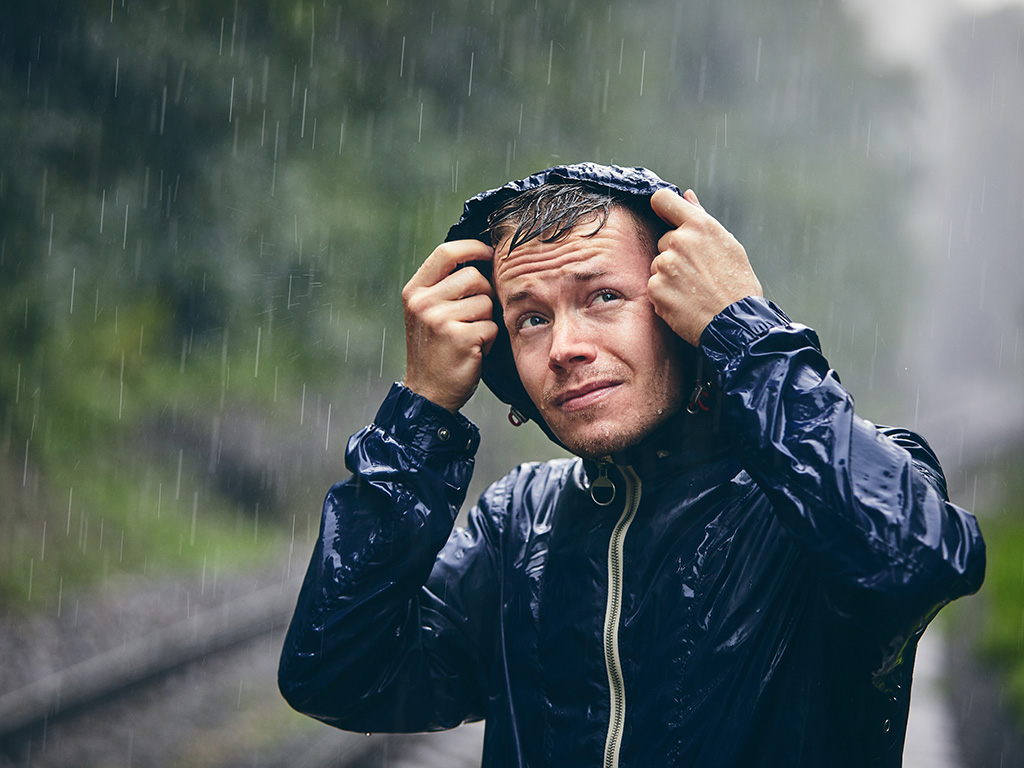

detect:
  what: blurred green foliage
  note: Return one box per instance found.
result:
[977,456,1024,724]
[1,0,920,607]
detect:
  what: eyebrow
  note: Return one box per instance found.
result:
[503,269,608,307]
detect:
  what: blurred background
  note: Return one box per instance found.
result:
[0,0,1021,766]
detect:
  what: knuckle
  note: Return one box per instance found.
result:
[469,293,495,313]
[403,290,426,314]
[421,305,448,329]
[463,267,491,291]
[432,242,456,259]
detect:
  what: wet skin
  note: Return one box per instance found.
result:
[493,210,686,459]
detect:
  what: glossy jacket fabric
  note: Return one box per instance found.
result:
[278,165,985,767]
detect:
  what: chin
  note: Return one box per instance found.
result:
[551,403,682,459]
[556,422,649,460]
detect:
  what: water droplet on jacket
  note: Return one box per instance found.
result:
[883,719,890,733]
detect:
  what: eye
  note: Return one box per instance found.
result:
[516,314,548,332]
[593,290,621,305]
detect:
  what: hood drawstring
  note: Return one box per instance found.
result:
[508,407,528,427]
[687,356,714,415]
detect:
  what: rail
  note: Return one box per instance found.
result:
[0,577,299,742]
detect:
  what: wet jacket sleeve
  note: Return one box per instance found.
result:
[277,382,500,732]
[700,297,985,637]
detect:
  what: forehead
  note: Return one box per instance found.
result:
[492,208,646,301]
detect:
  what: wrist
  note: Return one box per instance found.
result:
[698,296,792,373]
[376,382,480,455]
[400,378,465,413]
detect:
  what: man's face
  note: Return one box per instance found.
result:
[493,208,685,459]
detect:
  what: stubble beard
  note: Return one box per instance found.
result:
[540,368,684,459]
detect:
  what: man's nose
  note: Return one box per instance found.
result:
[548,316,597,372]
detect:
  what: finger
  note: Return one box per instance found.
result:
[648,251,677,278]
[682,188,702,208]
[410,239,494,289]
[404,264,494,320]
[429,263,495,302]
[480,322,499,356]
[650,187,700,228]
[654,226,698,263]
[443,292,495,323]
[465,318,500,356]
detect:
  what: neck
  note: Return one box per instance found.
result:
[591,396,730,477]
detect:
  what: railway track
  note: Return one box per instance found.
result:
[0,577,301,744]
[0,574,484,768]
[0,569,967,768]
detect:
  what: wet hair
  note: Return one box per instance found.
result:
[486,182,667,259]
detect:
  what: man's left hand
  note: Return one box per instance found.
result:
[648,188,763,346]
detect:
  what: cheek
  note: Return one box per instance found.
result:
[653,342,686,400]
[635,316,685,385]
[510,343,548,396]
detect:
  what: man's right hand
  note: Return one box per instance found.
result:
[402,240,498,413]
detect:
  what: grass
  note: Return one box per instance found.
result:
[973,450,1024,726]
[0,291,361,611]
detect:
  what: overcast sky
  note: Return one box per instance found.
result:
[844,0,1024,459]
[846,0,1024,63]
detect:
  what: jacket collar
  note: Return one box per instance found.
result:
[581,395,735,486]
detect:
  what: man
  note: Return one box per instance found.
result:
[279,163,985,767]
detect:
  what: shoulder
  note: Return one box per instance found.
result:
[476,457,582,531]
[481,457,581,506]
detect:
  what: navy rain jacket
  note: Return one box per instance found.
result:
[279,164,985,767]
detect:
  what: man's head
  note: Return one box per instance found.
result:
[486,183,686,459]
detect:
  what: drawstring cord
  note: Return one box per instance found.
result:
[508,407,527,426]
[687,356,713,415]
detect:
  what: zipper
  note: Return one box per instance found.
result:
[601,464,641,768]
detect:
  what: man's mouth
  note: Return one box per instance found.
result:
[552,381,620,411]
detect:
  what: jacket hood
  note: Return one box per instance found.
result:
[443,163,685,448]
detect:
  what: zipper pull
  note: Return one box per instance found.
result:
[591,462,617,506]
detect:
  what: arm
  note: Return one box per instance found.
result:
[700,298,984,616]
[278,383,500,732]
[648,189,984,630]
[279,238,501,731]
